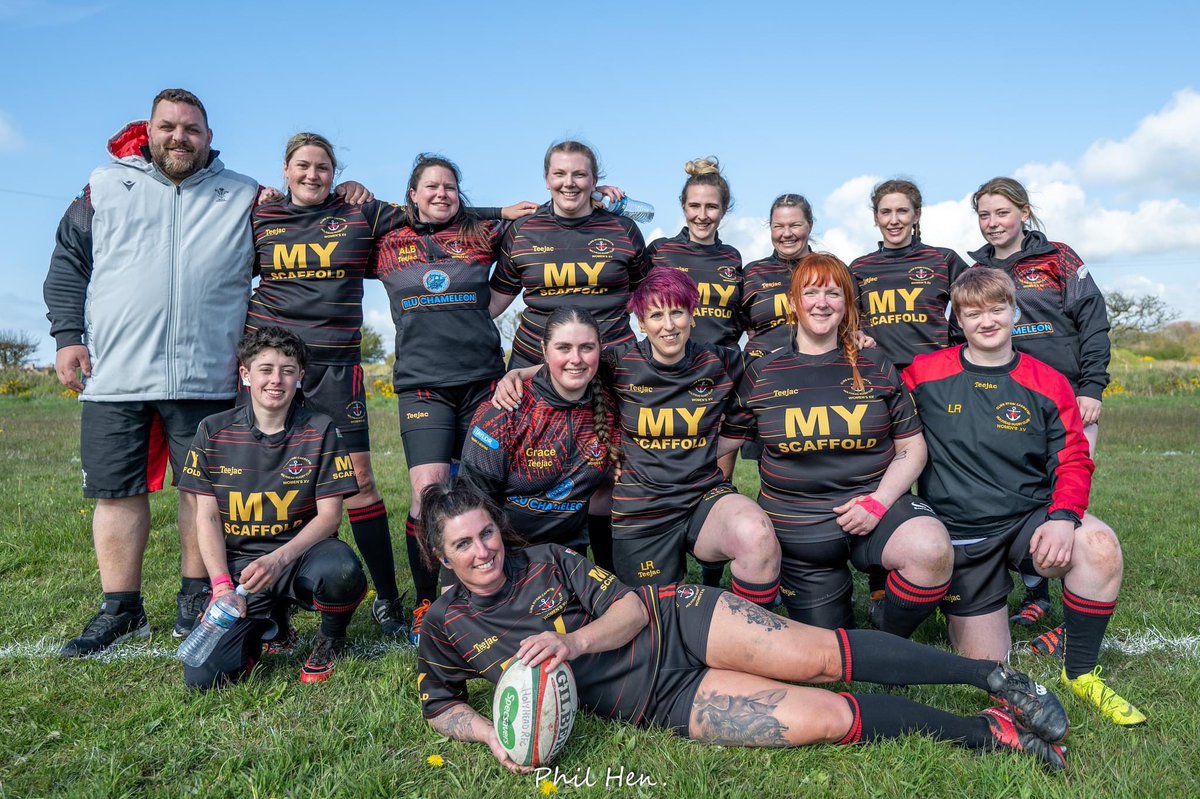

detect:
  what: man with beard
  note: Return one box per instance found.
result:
[45,89,263,656]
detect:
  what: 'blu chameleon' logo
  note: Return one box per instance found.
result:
[423,270,450,293]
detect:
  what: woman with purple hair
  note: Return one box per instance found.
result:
[495,268,780,605]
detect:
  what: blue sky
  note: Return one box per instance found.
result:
[2,0,1198,365]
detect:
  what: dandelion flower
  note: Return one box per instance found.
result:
[540,781,558,795]
[426,754,445,768]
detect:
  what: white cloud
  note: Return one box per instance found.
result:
[1079,88,1200,192]
[0,112,25,152]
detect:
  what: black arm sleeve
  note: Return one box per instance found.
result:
[1071,291,1112,401]
[43,188,95,349]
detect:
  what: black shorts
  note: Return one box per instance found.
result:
[642,584,723,734]
[396,380,495,468]
[80,399,231,498]
[778,496,939,628]
[613,484,735,586]
[182,538,367,689]
[942,508,1042,617]
[301,363,369,452]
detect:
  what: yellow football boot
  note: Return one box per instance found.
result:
[1062,666,1147,727]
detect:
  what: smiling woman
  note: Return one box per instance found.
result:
[458,306,620,560]
[244,132,415,640]
[413,477,1070,774]
[489,140,651,371]
[721,253,953,636]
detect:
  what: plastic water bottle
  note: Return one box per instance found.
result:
[177,585,248,667]
[592,192,655,223]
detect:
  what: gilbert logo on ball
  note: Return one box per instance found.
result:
[493,659,578,767]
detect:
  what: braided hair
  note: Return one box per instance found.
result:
[787,253,865,391]
[541,305,621,471]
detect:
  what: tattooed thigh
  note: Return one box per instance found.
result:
[690,688,790,746]
[720,593,787,632]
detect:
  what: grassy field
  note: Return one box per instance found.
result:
[1,378,1198,798]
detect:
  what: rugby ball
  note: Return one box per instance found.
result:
[492,659,578,767]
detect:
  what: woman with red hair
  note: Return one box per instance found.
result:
[719,254,952,633]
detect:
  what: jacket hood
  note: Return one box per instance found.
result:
[968,230,1056,266]
[108,120,149,160]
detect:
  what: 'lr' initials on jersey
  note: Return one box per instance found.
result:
[785,404,868,438]
[638,406,708,437]
[229,490,300,521]
[545,261,604,287]
[867,288,922,314]
[273,241,339,270]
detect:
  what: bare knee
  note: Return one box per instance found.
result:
[1073,521,1123,578]
[732,513,781,565]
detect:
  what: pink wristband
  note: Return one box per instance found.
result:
[211,575,234,592]
[857,496,888,520]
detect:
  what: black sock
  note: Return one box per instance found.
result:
[838,693,991,749]
[406,515,439,604]
[879,572,949,638]
[180,576,211,595]
[348,501,399,602]
[701,563,725,587]
[318,611,356,638]
[1062,587,1115,679]
[103,591,142,611]
[838,629,995,690]
[587,514,613,571]
[1024,576,1051,603]
[731,574,780,607]
[867,568,887,595]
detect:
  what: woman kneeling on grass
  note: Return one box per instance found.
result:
[178,327,366,687]
[415,478,1070,772]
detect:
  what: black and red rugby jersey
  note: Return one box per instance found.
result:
[370,214,507,392]
[903,346,1093,539]
[646,229,744,348]
[490,205,650,364]
[740,252,802,358]
[419,545,664,725]
[849,238,968,370]
[724,346,921,542]
[967,231,1111,400]
[177,404,359,557]
[247,196,406,365]
[459,370,618,547]
[606,339,745,538]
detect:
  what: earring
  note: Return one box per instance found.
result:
[241,377,250,386]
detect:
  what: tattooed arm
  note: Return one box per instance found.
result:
[428,703,531,774]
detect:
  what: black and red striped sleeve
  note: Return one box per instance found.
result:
[1010,356,1093,519]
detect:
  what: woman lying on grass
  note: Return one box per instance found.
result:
[414,478,1070,772]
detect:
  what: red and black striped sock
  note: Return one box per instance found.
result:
[1062,586,1116,679]
[836,628,994,689]
[348,501,398,603]
[837,693,991,748]
[405,515,439,604]
[731,574,780,607]
[879,571,949,638]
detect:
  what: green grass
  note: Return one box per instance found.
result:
[1,392,1198,798]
